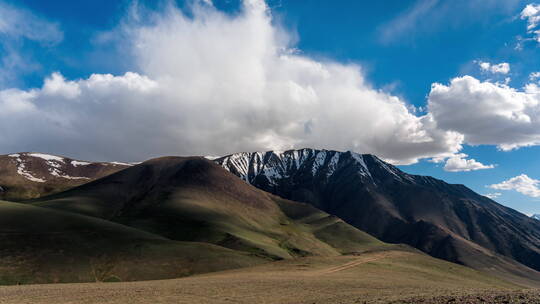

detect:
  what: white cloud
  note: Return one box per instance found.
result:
[478,61,510,75]
[489,174,540,198]
[0,3,62,43]
[0,0,463,164]
[378,0,439,43]
[379,0,522,44]
[521,4,540,31]
[428,75,540,151]
[4,0,538,167]
[443,153,495,172]
[484,192,502,199]
[0,89,37,114]
[42,73,81,99]
[0,2,63,87]
[530,72,540,81]
[520,3,540,43]
[3,0,540,166]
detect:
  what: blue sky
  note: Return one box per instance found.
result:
[1,0,540,215]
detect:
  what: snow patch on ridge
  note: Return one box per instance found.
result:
[28,153,65,163]
[350,152,372,178]
[59,175,90,180]
[312,151,327,175]
[220,152,251,181]
[48,165,90,180]
[261,166,282,185]
[326,152,340,178]
[219,148,376,184]
[27,153,87,180]
[71,160,91,166]
[8,154,46,183]
[372,156,415,183]
[110,161,133,166]
[6,152,100,182]
[217,148,419,187]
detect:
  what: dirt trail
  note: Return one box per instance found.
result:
[315,252,391,275]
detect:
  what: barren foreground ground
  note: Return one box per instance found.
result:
[0,251,537,304]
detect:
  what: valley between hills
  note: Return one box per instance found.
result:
[0,150,539,303]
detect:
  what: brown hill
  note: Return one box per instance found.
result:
[0,152,129,201]
[33,157,386,260]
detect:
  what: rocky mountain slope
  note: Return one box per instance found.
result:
[216,148,540,284]
[0,153,131,201]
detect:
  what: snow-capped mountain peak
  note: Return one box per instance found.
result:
[215,148,417,188]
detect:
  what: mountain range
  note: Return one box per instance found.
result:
[0,149,539,287]
[216,149,540,285]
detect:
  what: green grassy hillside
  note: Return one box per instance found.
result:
[0,200,264,284]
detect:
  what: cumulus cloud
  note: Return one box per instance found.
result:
[489,174,540,197]
[0,72,159,160]
[520,3,540,43]
[478,61,510,75]
[0,0,464,163]
[443,153,495,172]
[428,76,540,151]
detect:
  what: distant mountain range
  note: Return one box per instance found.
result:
[1,149,540,286]
[532,214,540,220]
